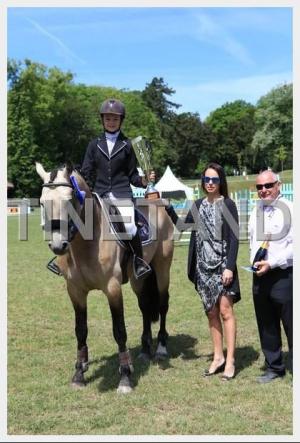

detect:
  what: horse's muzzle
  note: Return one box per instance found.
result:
[48,240,69,255]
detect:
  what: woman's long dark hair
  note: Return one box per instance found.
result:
[201,162,229,198]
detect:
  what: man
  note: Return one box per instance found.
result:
[81,98,155,280]
[248,169,293,383]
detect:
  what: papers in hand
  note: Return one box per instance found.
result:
[241,266,256,273]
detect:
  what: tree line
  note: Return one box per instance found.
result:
[7,59,293,197]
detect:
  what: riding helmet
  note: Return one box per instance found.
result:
[99,99,126,118]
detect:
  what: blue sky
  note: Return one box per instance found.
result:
[7,7,292,119]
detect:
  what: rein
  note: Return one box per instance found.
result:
[42,182,73,189]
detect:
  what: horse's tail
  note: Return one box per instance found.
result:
[138,266,160,323]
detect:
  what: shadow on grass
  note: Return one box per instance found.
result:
[85,339,261,391]
[85,333,199,392]
[235,346,260,375]
[166,333,199,360]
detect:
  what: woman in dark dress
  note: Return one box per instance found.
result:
[165,162,240,380]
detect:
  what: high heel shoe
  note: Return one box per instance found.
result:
[220,366,235,381]
[204,361,225,377]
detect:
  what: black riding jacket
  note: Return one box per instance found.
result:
[81,131,144,198]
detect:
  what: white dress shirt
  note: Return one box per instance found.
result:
[248,195,293,269]
[105,130,120,156]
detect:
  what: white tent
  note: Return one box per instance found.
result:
[155,165,194,200]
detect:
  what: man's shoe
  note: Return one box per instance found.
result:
[256,371,285,384]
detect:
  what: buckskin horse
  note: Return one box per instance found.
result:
[36,161,174,393]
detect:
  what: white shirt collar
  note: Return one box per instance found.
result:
[105,131,120,142]
[260,193,282,212]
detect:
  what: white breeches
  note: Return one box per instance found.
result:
[108,194,137,237]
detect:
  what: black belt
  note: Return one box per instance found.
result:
[269,266,293,273]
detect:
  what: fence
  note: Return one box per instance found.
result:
[231,183,293,213]
[174,183,293,244]
[7,198,32,215]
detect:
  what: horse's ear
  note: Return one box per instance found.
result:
[65,161,74,175]
[36,162,49,181]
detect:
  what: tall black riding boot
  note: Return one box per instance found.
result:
[129,233,152,280]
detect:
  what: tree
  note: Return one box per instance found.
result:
[7,59,169,195]
[251,83,292,171]
[275,145,288,172]
[141,77,181,121]
[119,91,168,176]
[7,58,22,87]
[205,100,256,173]
[167,113,215,177]
[8,59,77,196]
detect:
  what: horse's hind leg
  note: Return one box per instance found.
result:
[138,309,153,360]
[153,261,171,361]
[155,290,169,360]
[106,281,133,394]
[130,277,154,361]
[69,289,89,388]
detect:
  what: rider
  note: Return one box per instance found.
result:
[81,98,154,280]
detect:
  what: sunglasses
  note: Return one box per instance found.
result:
[202,176,220,185]
[256,181,278,191]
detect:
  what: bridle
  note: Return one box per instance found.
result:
[42,182,74,189]
[41,180,81,242]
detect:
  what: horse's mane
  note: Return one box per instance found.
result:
[49,167,60,182]
[48,161,73,182]
[49,161,85,182]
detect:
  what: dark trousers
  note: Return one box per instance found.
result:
[252,267,293,374]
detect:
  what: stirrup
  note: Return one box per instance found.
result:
[133,256,152,280]
[47,256,63,276]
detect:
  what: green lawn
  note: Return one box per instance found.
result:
[7,213,292,435]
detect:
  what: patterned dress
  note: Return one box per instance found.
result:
[195,197,227,312]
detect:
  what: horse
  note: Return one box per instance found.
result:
[36,161,174,393]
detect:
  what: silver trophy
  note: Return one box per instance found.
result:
[131,136,160,199]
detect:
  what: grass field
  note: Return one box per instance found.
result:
[7,212,293,436]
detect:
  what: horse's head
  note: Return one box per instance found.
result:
[36,161,90,255]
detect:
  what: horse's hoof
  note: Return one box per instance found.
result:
[154,343,168,361]
[71,381,86,389]
[117,384,133,394]
[154,352,168,362]
[117,376,132,394]
[138,352,152,362]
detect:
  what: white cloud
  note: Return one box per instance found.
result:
[192,12,254,66]
[26,17,86,66]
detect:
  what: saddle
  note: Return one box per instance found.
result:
[46,194,153,278]
[93,193,153,249]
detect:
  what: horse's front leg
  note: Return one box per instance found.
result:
[106,283,133,394]
[69,290,89,388]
